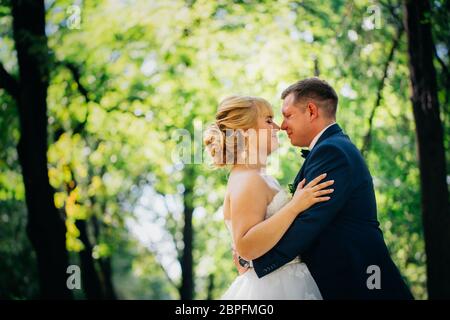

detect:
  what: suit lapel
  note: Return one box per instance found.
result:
[314,123,342,147]
[292,165,305,190]
[291,124,343,190]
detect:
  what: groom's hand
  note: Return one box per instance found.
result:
[232,248,249,275]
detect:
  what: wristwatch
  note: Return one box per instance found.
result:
[238,256,251,268]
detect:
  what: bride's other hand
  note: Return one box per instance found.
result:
[290,173,334,214]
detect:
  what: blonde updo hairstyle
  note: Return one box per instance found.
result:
[204,95,273,167]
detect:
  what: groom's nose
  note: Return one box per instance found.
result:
[281,120,288,131]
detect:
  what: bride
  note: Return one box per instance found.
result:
[204,96,334,300]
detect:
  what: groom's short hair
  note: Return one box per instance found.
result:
[281,77,338,118]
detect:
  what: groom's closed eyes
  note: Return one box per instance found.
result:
[282,110,293,119]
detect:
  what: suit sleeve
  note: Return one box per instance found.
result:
[253,143,352,277]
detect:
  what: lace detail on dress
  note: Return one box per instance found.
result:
[265,189,292,219]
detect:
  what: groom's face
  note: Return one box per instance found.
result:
[281,93,311,147]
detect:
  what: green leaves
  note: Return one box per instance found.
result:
[2,0,447,299]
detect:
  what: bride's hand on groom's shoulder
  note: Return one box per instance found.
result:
[290,173,335,214]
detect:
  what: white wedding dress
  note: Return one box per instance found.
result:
[221,174,323,300]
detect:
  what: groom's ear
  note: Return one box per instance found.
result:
[306,102,319,120]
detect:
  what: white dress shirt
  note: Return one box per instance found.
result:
[308,122,336,150]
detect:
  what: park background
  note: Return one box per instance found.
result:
[0,0,449,299]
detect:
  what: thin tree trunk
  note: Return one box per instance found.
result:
[92,214,118,300]
[97,256,117,300]
[404,0,450,299]
[180,165,195,300]
[206,273,215,300]
[361,24,403,156]
[11,0,71,299]
[58,64,118,299]
[75,219,104,299]
[64,165,104,299]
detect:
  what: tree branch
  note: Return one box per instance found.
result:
[361,24,404,156]
[0,62,19,100]
[294,1,332,23]
[133,189,181,293]
[51,60,148,146]
[147,241,180,292]
[434,45,450,105]
[434,48,450,84]
[379,0,403,28]
[52,60,94,139]
[57,60,92,103]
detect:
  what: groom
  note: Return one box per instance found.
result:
[242,78,413,299]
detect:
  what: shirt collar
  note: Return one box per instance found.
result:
[308,122,336,150]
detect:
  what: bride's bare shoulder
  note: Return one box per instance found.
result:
[226,170,269,199]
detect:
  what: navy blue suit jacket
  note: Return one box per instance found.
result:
[253,124,413,299]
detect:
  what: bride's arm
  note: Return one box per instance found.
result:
[231,173,334,261]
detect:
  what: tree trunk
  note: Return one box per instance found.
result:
[11,0,72,299]
[206,273,215,300]
[180,165,195,300]
[76,219,104,299]
[92,214,118,300]
[97,256,117,300]
[64,165,104,300]
[62,164,107,300]
[404,0,450,299]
